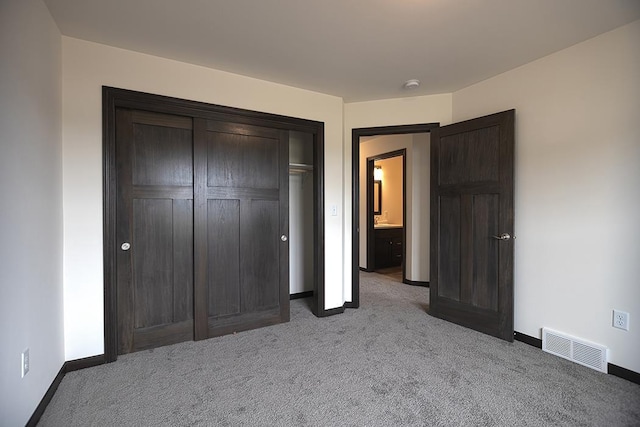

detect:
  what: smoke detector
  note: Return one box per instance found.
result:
[403,79,420,90]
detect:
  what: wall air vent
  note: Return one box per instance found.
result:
[542,327,608,373]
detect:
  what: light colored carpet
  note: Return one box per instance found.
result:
[39,272,640,426]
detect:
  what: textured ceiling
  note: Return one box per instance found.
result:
[44,0,640,101]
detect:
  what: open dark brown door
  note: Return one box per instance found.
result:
[193,118,289,340]
[116,109,195,354]
[429,110,515,341]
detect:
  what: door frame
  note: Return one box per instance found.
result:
[103,87,326,362]
[350,123,439,308]
[366,149,406,278]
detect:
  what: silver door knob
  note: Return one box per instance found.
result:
[121,242,131,251]
[281,235,288,242]
[491,233,511,241]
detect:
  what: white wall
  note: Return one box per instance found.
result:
[453,20,640,372]
[343,95,452,299]
[62,37,345,360]
[0,1,64,425]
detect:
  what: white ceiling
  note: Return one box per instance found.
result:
[44,0,640,102]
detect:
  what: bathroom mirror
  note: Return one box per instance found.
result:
[373,180,382,215]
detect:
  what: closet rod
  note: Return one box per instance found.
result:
[289,163,314,174]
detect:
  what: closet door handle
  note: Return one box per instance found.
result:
[121,242,131,251]
[491,233,512,241]
[281,235,288,242]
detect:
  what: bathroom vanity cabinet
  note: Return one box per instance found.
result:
[374,226,403,269]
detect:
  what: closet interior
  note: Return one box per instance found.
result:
[289,131,314,297]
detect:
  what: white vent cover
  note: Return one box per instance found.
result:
[542,327,608,373]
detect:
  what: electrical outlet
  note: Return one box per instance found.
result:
[21,348,30,378]
[613,310,629,331]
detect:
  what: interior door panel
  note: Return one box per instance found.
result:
[429,110,515,341]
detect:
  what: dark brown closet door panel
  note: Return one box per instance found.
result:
[172,199,194,322]
[242,199,280,312]
[207,199,241,318]
[194,118,289,340]
[132,320,193,352]
[132,124,193,186]
[116,108,194,354]
[206,132,279,189]
[132,198,174,328]
[116,109,135,354]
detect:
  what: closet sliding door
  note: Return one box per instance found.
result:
[194,119,290,339]
[114,108,289,355]
[115,109,195,354]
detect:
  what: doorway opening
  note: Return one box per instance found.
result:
[350,124,439,308]
[288,131,316,301]
[352,111,515,342]
[366,150,406,281]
